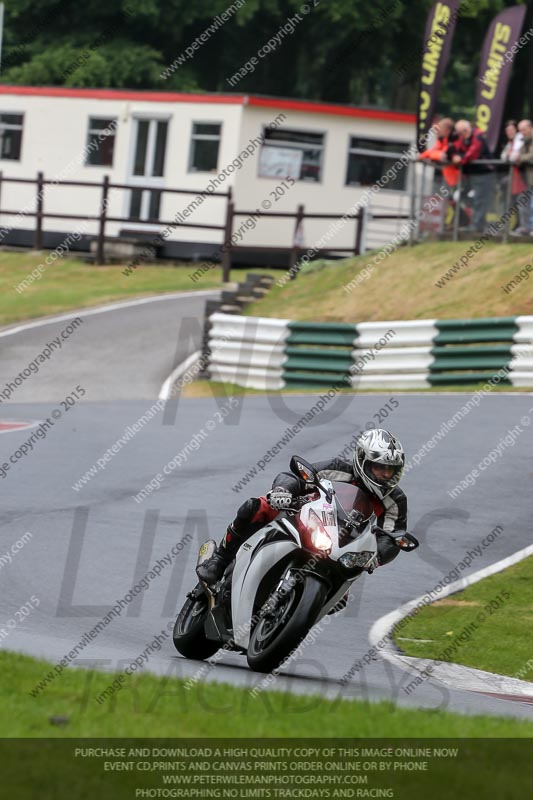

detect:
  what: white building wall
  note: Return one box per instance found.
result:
[233,105,415,253]
[0,88,415,255]
[0,91,243,245]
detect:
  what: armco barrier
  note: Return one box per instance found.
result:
[434,317,519,344]
[200,272,274,378]
[355,320,438,348]
[206,313,533,389]
[284,321,357,387]
[208,313,289,390]
[430,317,521,386]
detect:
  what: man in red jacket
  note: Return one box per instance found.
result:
[451,120,495,233]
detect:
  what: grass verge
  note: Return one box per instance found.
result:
[182,380,530,398]
[0,251,273,327]
[4,649,533,737]
[393,556,533,679]
[245,242,533,322]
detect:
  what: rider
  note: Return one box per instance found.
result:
[197,428,408,585]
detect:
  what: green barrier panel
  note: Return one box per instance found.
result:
[434,330,517,344]
[428,371,513,386]
[435,317,518,345]
[287,331,357,346]
[284,356,353,373]
[431,352,512,371]
[431,344,513,355]
[287,320,357,348]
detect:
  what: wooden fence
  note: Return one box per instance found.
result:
[0,172,410,279]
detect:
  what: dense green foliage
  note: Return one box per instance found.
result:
[1,0,531,118]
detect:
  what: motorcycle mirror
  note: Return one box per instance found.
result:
[289,456,318,485]
[394,533,420,551]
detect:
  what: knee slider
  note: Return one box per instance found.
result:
[231,497,262,535]
[236,497,261,521]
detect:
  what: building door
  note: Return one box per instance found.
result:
[128,118,168,222]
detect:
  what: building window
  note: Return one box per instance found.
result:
[189,123,221,172]
[346,137,410,191]
[0,113,23,161]
[133,119,168,177]
[259,128,324,182]
[128,188,162,221]
[86,118,117,166]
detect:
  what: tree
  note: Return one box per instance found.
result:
[0,0,529,121]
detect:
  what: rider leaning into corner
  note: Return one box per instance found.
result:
[197,428,408,586]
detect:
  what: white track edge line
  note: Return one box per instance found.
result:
[159,351,203,401]
[369,543,533,696]
[0,291,218,339]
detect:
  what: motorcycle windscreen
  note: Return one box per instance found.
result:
[331,481,374,526]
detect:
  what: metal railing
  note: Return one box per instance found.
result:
[411,159,531,243]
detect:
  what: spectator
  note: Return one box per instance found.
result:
[452,120,495,233]
[419,118,460,230]
[501,119,529,235]
[419,117,460,189]
[516,119,533,237]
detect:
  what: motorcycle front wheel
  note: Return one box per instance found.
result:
[247,572,327,673]
[173,585,220,660]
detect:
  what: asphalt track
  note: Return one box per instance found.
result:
[1,293,533,726]
[0,291,218,401]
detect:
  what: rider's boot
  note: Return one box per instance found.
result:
[196,525,244,585]
[196,497,269,586]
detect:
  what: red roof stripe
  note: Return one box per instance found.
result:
[0,85,244,105]
[247,95,415,123]
[0,85,415,123]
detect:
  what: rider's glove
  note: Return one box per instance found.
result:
[266,487,293,510]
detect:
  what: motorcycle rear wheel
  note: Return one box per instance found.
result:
[173,585,220,660]
[247,572,327,673]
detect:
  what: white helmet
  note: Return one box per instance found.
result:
[353,429,405,500]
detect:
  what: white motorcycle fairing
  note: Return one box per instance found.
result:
[231,527,299,649]
[230,480,378,649]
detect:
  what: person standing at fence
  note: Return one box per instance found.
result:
[419,118,459,190]
[516,119,533,237]
[451,120,495,233]
[418,118,459,231]
[501,120,529,236]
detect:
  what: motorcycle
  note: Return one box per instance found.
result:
[173,455,419,673]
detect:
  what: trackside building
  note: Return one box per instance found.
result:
[0,85,416,260]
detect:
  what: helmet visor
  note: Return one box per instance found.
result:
[364,459,403,491]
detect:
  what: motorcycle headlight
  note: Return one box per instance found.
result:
[299,510,332,554]
[310,525,332,552]
[339,551,375,570]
